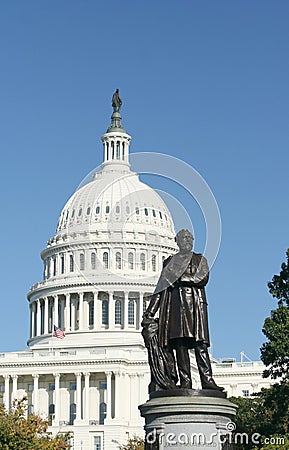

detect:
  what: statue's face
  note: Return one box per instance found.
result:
[176,231,193,253]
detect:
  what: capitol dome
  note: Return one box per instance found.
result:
[27,94,177,349]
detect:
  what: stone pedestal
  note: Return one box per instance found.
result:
[139,389,237,450]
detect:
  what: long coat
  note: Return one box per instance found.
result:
[146,252,210,348]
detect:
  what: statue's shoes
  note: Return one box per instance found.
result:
[202,380,225,391]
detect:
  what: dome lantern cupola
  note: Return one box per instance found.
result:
[101,89,131,171]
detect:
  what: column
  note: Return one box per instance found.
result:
[71,298,76,331]
[75,372,82,421]
[129,374,138,420]
[54,295,59,328]
[139,292,144,328]
[60,298,65,329]
[79,292,84,330]
[124,292,129,330]
[105,371,112,420]
[108,292,114,329]
[54,373,60,425]
[84,372,90,422]
[114,371,123,419]
[4,375,10,411]
[33,374,39,414]
[36,299,41,336]
[44,297,49,334]
[65,293,70,331]
[31,303,36,337]
[93,291,99,330]
[12,375,18,402]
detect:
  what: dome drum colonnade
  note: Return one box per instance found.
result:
[28,289,154,340]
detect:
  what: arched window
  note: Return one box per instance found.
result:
[61,254,65,274]
[78,208,82,217]
[71,209,75,218]
[102,300,108,325]
[105,205,110,214]
[152,209,156,217]
[86,206,91,215]
[152,254,157,272]
[162,255,166,264]
[115,299,122,325]
[140,253,146,271]
[103,252,109,269]
[116,141,120,159]
[99,402,107,425]
[89,301,94,327]
[122,142,125,160]
[128,252,134,270]
[116,252,121,269]
[116,205,120,214]
[91,252,96,270]
[159,211,163,219]
[126,205,130,214]
[69,403,76,425]
[70,255,74,272]
[135,207,139,215]
[128,300,135,325]
[95,206,100,214]
[111,141,115,159]
[144,208,148,216]
[80,253,85,271]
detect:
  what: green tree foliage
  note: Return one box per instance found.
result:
[261,249,289,381]
[118,435,144,450]
[0,398,71,450]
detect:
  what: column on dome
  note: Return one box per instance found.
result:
[108,292,114,329]
[93,291,99,330]
[75,372,82,421]
[60,296,65,329]
[129,373,138,420]
[44,297,49,334]
[83,372,90,422]
[124,292,129,330]
[65,293,71,331]
[36,299,41,336]
[54,373,60,425]
[33,374,39,414]
[4,375,10,411]
[54,295,59,328]
[71,295,76,331]
[138,292,144,329]
[78,292,84,330]
[31,303,35,337]
[105,371,112,420]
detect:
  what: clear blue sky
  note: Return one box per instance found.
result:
[1,1,289,360]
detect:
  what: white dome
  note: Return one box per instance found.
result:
[54,169,174,241]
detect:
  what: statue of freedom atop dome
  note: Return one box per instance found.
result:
[142,229,224,393]
[112,89,122,112]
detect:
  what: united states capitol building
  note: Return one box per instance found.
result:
[0,96,271,450]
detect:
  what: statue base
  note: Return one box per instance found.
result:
[139,389,237,450]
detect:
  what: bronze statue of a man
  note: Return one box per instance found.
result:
[143,229,223,391]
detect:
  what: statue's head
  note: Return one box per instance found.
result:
[175,229,194,253]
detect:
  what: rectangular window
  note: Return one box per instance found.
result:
[100,381,107,390]
[70,383,77,391]
[28,384,34,392]
[0,385,4,393]
[242,389,249,397]
[49,383,55,391]
[94,436,101,450]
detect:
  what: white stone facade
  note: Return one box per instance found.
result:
[0,104,272,450]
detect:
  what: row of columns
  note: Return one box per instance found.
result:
[30,291,148,338]
[1,371,145,424]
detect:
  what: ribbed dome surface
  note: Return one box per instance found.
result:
[55,169,174,238]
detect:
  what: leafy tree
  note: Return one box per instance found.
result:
[118,435,144,450]
[0,398,71,449]
[261,249,289,381]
